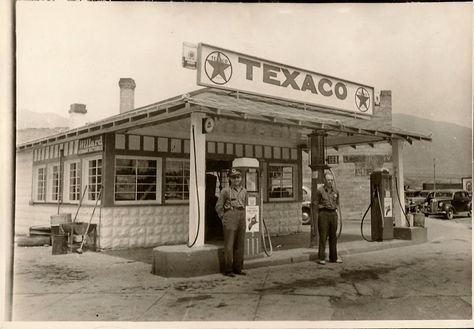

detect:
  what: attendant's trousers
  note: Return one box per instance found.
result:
[318,209,338,261]
[222,209,246,273]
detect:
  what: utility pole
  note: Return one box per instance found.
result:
[433,158,436,191]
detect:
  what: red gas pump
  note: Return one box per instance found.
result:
[232,158,263,259]
[370,169,394,241]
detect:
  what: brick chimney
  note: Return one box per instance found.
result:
[69,103,87,129]
[372,90,392,129]
[119,78,136,113]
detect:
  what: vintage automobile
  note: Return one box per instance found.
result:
[423,189,472,219]
[405,190,432,213]
[301,186,311,225]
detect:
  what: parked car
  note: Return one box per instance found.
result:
[405,189,432,213]
[423,189,472,219]
[302,186,311,225]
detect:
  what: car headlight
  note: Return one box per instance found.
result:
[438,202,443,208]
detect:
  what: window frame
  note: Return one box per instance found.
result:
[82,154,103,205]
[63,159,83,204]
[164,157,190,204]
[46,162,61,203]
[267,162,297,202]
[114,155,162,205]
[32,165,47,203]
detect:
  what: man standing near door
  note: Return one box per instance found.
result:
[314,172,343,265]
[215,168,247,277]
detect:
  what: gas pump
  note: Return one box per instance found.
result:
[370,169,394,241]
[232,158,263,259]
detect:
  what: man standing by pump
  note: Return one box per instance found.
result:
[314,172,343,265]
[216,168,247,277]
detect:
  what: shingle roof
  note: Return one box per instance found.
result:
[16,87,431,151]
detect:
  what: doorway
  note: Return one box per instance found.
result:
[205,159,232,243]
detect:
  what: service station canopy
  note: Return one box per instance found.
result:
[17,87,431,152]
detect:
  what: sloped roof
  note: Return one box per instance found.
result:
[187,88,431,143]
[16,87,431,151]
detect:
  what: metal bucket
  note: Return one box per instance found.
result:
[51,234,68,255]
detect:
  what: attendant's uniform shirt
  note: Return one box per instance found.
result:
[216,185,247,220]
[313,185,339,211]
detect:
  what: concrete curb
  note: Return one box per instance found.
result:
[244,238,425,269]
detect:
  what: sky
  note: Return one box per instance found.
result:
[16,2,473,128]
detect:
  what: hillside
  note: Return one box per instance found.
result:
[16,109,69,130]
[392,113,472,184]
[16,128,69,145]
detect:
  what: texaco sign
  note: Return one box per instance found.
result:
[196,43,374,115]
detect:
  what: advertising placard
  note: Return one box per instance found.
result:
[246,205,260,233]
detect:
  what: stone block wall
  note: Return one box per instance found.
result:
[262,202,302,236]
[99,205,188,249]
[327,144,393,220]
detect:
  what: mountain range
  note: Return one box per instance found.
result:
[15,110,472,185]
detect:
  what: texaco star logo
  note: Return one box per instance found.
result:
[355,87,370,112]
[205,51,232,85]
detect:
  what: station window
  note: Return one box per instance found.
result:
[165,158,190,202]
[84,156,103,202]
[327,155,339,164]
[114,156,162,203]
[64,160,82,202]
[48,163,61,202]
[33,166,47,202]
[268,164,295,200]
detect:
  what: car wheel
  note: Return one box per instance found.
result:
[446,208,454,220]
[302,208,311,225]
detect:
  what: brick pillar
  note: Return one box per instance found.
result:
[373,90,392,129]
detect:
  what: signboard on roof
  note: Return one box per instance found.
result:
[196,43,374,115]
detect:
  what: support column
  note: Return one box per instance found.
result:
[392,138,405,227]
[309,130,328,247]
[189,112,206,247]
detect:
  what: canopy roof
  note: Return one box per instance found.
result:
[17,88,431,151]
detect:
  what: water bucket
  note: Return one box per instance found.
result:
[51,234,68,255]
[50,213,72,227]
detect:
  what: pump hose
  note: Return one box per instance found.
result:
[360,201,373,242]
[187,125,200,248]
[260,176,273,256]
[261,217,273,256]
[394,174,411,227]
[328,168,343,240]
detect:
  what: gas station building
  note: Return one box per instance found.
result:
[15,44,431,261]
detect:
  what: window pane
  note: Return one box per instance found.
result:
[165,159,190,201]
[268,165,294,199]
[114,157,158,202]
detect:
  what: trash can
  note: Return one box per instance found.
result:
[51,234,68,255]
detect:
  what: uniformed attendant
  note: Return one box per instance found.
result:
[215,168,247,277]
[313,173,343,265]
